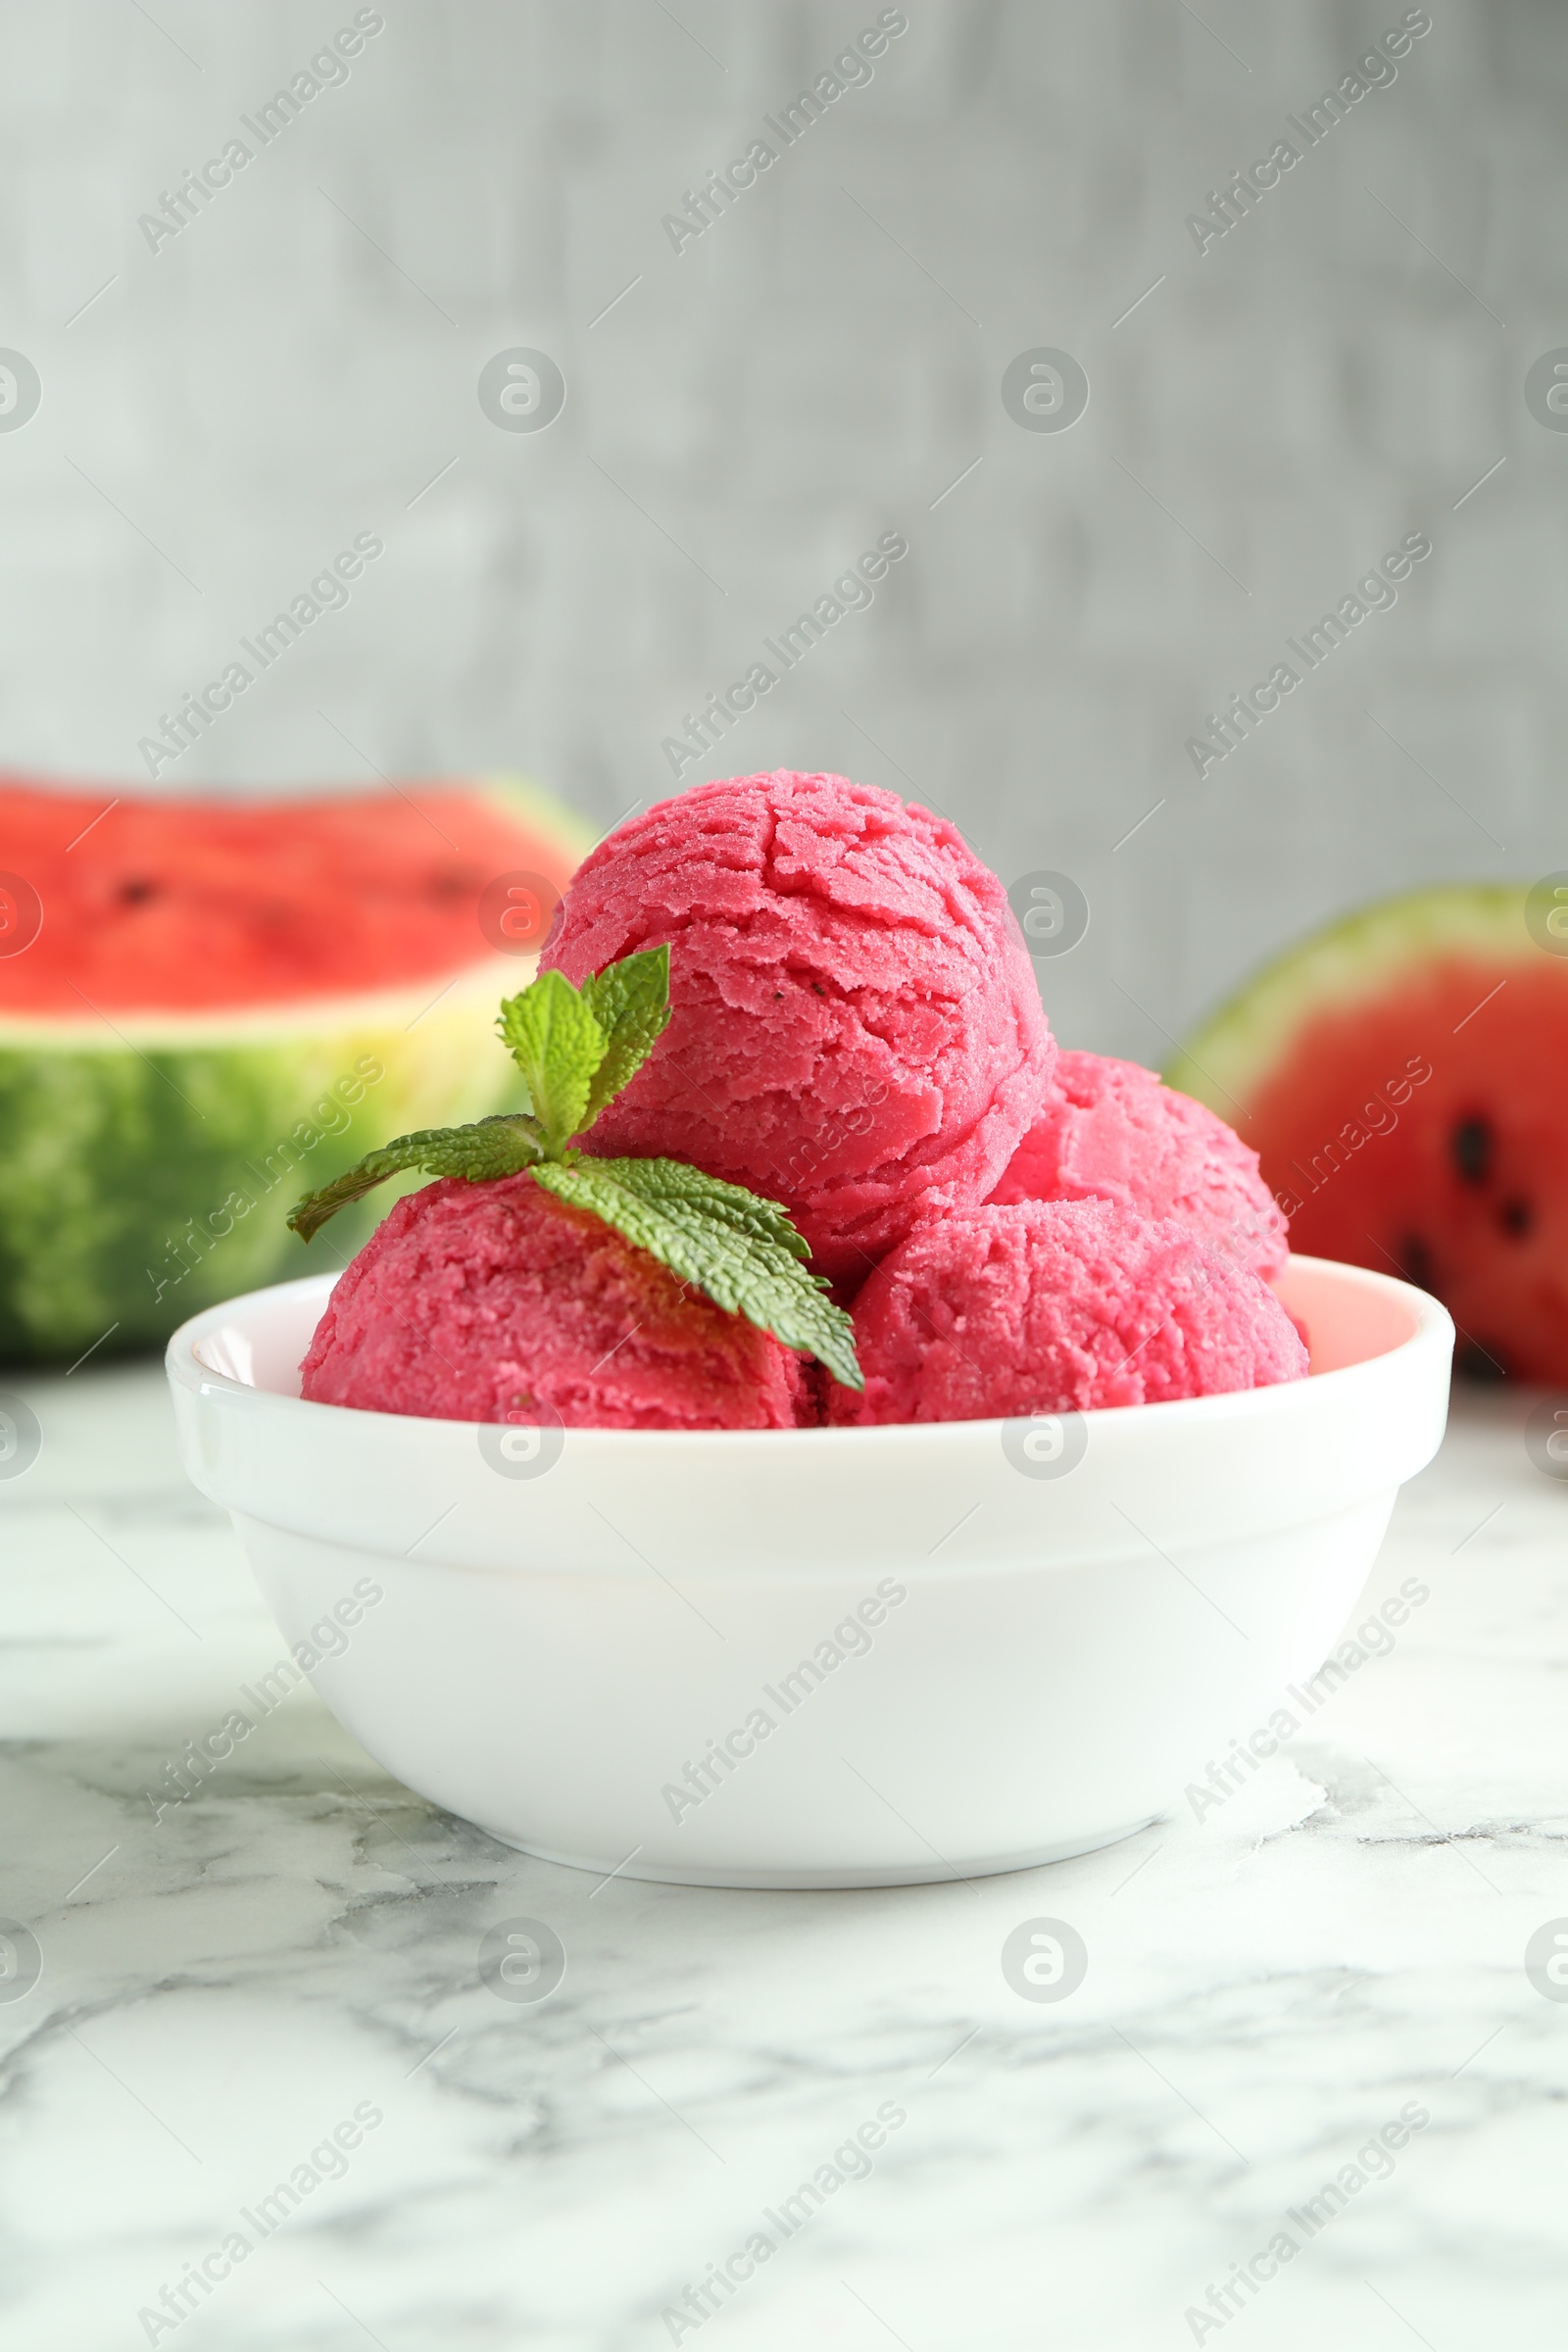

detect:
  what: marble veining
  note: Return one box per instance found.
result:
[2,1365,1566,2350]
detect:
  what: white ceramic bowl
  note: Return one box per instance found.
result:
[167,1257,1452,1889]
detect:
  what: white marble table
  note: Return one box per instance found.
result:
[2,1363,1566,2352]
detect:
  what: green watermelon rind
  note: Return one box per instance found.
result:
[0,773,593,1363]
[1164,883,1536,1120]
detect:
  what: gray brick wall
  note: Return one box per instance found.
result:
[0,0,1560,1058]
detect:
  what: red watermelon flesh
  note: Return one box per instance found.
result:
[1168,888,1568,1384]
[1246,957,1568,1379]
[0,780,567,1013]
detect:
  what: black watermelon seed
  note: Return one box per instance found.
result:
[1456,1339,1510,1383]
[1500,1198,1534,1238]
[1398,1235,1438,1293]
[117,878,157,905]
[1451,1116,1493,1184]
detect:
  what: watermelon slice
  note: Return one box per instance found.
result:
[1166,885,1568,1383]
[0,774,591,1362]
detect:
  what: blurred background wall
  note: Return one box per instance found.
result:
[1,0,1561,1060]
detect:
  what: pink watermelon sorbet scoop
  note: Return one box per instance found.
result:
[987,1050,1288,1279]
[300,1172,810,1430]
[827,1197,1308,1425]
[539,770,1056,1285]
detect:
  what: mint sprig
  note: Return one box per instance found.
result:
[495,967,607,1155]
[286,1113,543,1243]
[533,1155,861,1391]
[578,948,672,1127]
[287,945,863,1390]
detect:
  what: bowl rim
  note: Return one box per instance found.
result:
[164,1252,1454,1450]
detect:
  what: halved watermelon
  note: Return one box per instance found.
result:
[0,774,592,1361]
[1167,885,1568,1383]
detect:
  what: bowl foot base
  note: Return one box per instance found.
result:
[467,1816,1162,1889]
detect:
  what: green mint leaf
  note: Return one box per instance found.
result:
[288,1113,542,1243]
[496,968,608,1156]
[531,1154,864,1390]
[578,945,671,1127]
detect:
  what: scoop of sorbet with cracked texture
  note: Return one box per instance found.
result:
[540,771,1055,1284]
[827,1198,1308,1424]
[300,1172,810,1429]
[987,1050,1289,1280]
